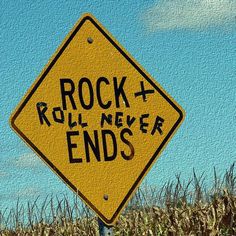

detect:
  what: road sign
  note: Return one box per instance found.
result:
[10,13,185,225]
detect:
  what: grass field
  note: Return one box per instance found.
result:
[1,163,235,235]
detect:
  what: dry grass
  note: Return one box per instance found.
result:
[0,163,235,235]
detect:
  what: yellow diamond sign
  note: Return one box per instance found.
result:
[10,14,185,225]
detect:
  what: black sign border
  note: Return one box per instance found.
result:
[11,14,184,225]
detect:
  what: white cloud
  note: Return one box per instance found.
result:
[15,153,43,168]
[143,0,236,31]
[0,171,7,177]
[16,186,41,198]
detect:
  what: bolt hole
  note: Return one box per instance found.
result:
[87,37,93,44]
[103,194,108,201]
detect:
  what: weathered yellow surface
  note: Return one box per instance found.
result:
[10,13,185,225]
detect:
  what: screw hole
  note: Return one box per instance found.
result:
[87,37,93,44]
[103,194,108,201]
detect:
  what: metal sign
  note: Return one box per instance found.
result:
[10,14,185,225]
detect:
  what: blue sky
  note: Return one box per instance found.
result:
[1,0,236,208]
